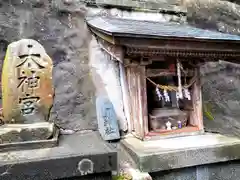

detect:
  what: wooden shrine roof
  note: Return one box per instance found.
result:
[86,16,240,60]
[86,16,240,42]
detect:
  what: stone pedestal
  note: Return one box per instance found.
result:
[0,131,117,180]
[0,122,59,152]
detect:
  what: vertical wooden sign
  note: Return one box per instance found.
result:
[2,39,54,124]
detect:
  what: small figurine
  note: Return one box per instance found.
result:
[176,92,179,101]
[183,88,191,100]
[166,121,172,130]
[172,126,177,130]
[177,121,182,129]
[163,89,170,102]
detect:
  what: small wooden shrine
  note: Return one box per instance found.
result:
[86,16,240,140]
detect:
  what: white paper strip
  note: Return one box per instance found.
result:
[177,59,183,99]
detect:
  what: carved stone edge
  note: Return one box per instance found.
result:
[0,126,59,153]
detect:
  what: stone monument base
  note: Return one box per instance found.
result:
[0,132,117,180]
[0,122,59,152]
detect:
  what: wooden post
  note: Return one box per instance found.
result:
[189,68,204,131]
[126,65,148,139]
[119,62,132,132]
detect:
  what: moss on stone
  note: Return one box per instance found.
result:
[203,103,214,121]
[112,174,132,180]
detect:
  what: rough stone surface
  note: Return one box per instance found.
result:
[0,0,186,132]
[150,161,240,180]
[150,167,196,180]
[95,0,186,13]
[201,61,240,137]
[0,0,97,130]
[181,0,240,35]
[88,7,186,23]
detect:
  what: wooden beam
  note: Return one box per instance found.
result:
[120,38,240,60]
[98,38,124,62]
[89,28,115,44]
[146,69,194,77]
[119,36,240,51]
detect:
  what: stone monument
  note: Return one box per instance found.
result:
[0,39,58,151]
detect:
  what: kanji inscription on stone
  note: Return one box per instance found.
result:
[2,39,54,124]
[96,96,120,141]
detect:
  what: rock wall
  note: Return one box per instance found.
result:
[181,0,240,35]
[0,0,185,133]
[2,0,240,136]
[201,62,240,137]
[87,6,186,23]
[0,0,97,131]
[180,0,240,137]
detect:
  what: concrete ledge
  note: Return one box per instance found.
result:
[0,132,117,180]
[121,133,240,172]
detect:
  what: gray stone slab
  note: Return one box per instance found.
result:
[150,167,197,180]
[121,133,240,172]
[206,161,240,180]
[59,172,112,180]
[150,160,240,180]
[0,132,117,180]
[196,166,209,180]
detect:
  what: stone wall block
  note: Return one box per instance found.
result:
[0,0,97,130]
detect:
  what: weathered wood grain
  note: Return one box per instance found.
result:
[189,68,204,130]
[146,69,194,77]
[126,66,148,139]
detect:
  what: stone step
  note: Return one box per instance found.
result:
[121,133,240,173]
